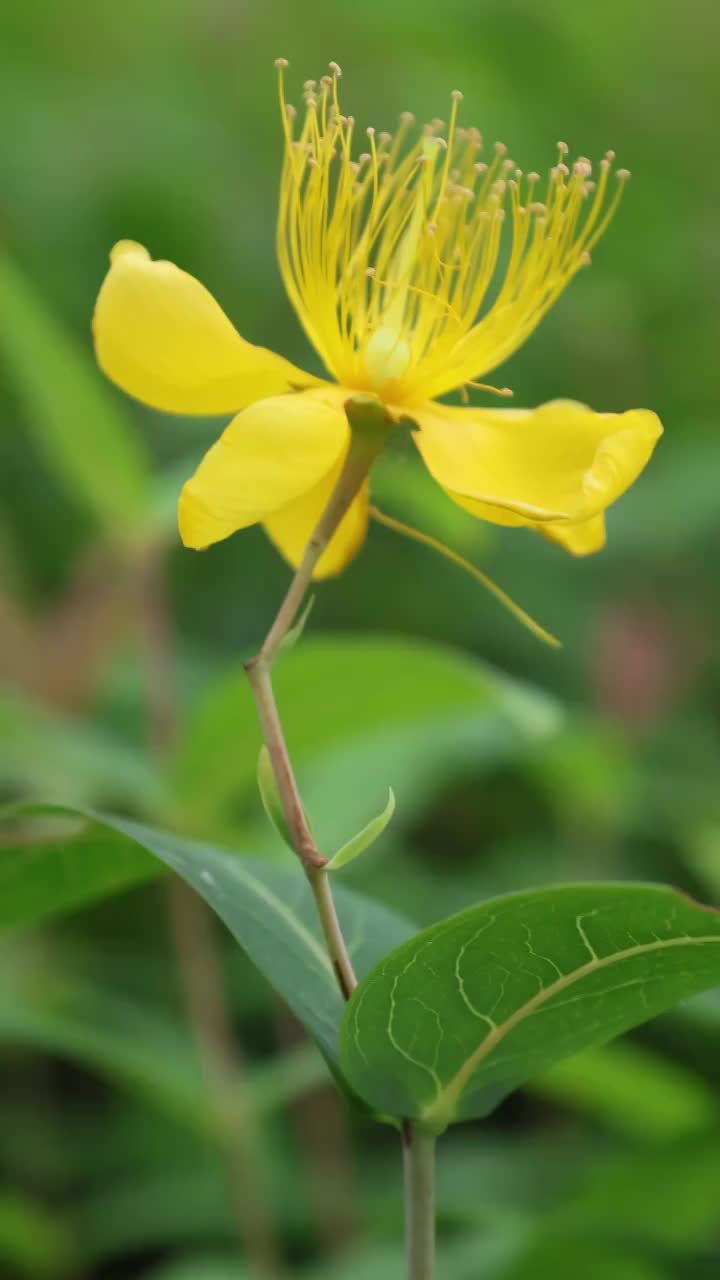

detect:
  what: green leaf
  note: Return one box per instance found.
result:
[0,692,167,814]
[327,788,396,872]
[1,807,414,1063]
[0,809,160,929]
[256,745,293,849]
[173,635,561,833]
[0,1190,75,1279]
[531,1040,718,1141]
[0,254,151,534]
[339,882,720,1130]
[0,965,208,1130]
[0,948,328,1133]
[558,1137,720,1249]
[501,1238,666,1280]
[277,593,315,657]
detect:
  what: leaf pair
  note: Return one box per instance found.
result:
[257,743,395,872]
[4,806,720,1132]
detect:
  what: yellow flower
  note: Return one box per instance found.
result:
[93,61,661,579]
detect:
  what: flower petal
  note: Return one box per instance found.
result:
[538,513,607,556]
[178,389,349,550]
[264,456,369,579]
[94,241,319,415]
[413,400,662,534]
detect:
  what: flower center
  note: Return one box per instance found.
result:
[364,325,412,390]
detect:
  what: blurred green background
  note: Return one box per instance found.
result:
[2,0,720,1277]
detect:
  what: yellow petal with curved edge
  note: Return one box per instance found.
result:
[538,513,607,556]
[264,455,369,579]
[413,400,662,538]
[178,389,349,550]
[94,241,319,414]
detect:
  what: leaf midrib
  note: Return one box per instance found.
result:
[422,932,720,1129]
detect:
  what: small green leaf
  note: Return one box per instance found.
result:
[0,255,152,536]
[256,745,293,849]
[327,788,396,872]
[1,806,414,1063]
[173,635,560,834]
[277,594,315,657]
[339,882,720,1130]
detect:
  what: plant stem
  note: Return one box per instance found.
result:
[244,402,426,1276]
[402,1123,436,1280]
[245,420,390,997]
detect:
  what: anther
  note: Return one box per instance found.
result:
[285,104,297,120]
[580,251,592,265]
[616,168,631,181]
[329,60,343,76]
[378,131,392,145]
[366,126,376,137]
[557,141,569,155]
[451,89,464,101]
[303,79,317,90]
[274,57,289,69]
[605,149,616,163]
[400,111,415,126]
[474,162,488,174]
[573,158,592,177]
[494,141,508,156]
[527,171,540,183]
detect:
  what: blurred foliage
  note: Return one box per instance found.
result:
[2,0,720,1277]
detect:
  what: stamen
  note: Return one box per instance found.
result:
[275,68,630,401]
